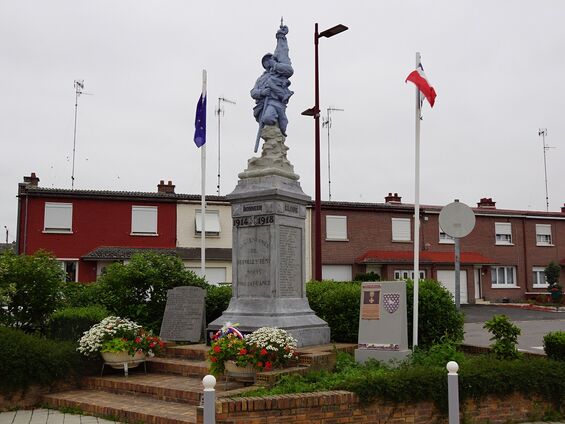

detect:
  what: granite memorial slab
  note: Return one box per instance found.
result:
[160,286,206,342]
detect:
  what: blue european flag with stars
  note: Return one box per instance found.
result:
[194,94,206,147]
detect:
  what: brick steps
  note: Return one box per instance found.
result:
[163,344,208,361]
[41,390,197,424]
[147,357,209,377]
[83,373,241,405]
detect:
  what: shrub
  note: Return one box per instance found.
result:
[354,272,381,282]
[544,331,565,361]
[306,281,361,343]
[96,252,207,332]
[410,339,465,368]
[0,327,85,394]
[0,250,65,333]
[206,284,232,324]
[49,305,109,341]
[483,315,521,359]
[60,281,105,308]
[406,279,464,348]
[306,279,463,347]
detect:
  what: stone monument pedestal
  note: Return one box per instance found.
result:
[208,128,330,346]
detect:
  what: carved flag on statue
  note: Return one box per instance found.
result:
[194,94,207,147]
[405,63,437,108]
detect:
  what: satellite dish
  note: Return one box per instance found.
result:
[439,200,475,239]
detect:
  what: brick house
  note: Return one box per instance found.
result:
[319,193,565,303]
[16,173,231,284]
[15,174,565,302]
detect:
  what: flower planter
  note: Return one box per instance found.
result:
[225,360,256,382]
[101,351,146,369]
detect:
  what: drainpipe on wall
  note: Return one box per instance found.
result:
[522,217,528,293]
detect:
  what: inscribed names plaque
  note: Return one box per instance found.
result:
[237,226,271,297]
[278,225,302,297]
[160,286,205,342]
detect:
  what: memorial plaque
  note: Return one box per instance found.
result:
[278,225,302,297]
[237,226,271,297]
[355,281,409,364]
[160,286,205,342]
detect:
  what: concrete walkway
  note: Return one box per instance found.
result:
[0,409,118,424]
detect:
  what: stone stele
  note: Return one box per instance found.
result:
[207,125,330,347]
[354,281,410,364]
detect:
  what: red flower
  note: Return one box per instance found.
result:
[135,337,141,343]
[257,361,263,367]
[210,357,217,362]
[239,348,248,355]
[149,342,156,348]
[260,348,268,356]
[213,345,221,353]
[264,361,272,370]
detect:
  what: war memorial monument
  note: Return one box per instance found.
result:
[208,23,330,347]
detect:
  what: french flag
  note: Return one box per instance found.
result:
[406,63,437,108]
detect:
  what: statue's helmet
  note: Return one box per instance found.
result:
[261,53,274,69]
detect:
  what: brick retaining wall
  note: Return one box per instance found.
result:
[198,391,556,424]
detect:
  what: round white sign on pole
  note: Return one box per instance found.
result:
[439,200,476,239]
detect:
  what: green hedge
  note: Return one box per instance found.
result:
[0,327,86,394]
[206,285,232,325]
[306,279,464,347]
[245,353,565,413]
[49,305,109,342]
[544,331,565,361]
[306,281,361,343]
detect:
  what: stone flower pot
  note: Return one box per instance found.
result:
[225,360,256,382]
[101,351,146,369]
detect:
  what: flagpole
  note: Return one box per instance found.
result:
[413,52,421,348]
[200,69,207,279]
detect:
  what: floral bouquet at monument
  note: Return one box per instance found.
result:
[208,323,298,376]
[78,316,164,358]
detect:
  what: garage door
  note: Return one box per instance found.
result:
[322,265,352,281]
[436,270,468,304]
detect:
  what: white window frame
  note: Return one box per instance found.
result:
[495,222,513,245]
[532,267,548,289]
[195,209,221,237]
[394,270,425,281]
[535,224,553,246]
[131,206,158,236]
[439,229,455,244]
[491,266,518,288]
[392,218,411,242]
[58,259,79,282]
[326,215,348,241]
[44,203,73,233]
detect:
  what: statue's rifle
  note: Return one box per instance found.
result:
[254,98,269,153]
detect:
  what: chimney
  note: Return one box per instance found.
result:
[477,197,496,209]
[157,180,175,194]
[23,172,40,187]
[385,192,402,204]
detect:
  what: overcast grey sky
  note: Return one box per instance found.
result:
[2,1,564,243]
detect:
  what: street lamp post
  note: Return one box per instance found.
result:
[302,22,348,282]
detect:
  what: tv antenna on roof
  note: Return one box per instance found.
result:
[538,128,555,212]
[215,97,236,196]
[71,80,92,189]
[322,107,344,201]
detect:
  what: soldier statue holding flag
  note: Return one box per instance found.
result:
[251,21,294,152]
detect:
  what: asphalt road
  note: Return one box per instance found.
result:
[461,305,565,353]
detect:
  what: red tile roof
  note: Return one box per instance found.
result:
[356,250,496,265]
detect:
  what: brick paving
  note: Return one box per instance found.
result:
[0,409,118,424]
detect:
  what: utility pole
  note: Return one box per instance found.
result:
[321,107,344,201]
[538,128,553,212]
[215,97,236,196]
[71,80,92,189]
[3,226,7,244]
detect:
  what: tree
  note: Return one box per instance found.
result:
[96,252,207,331]
[545,261,561,289]
[0,250,65,333]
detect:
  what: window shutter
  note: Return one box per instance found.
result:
[195,210,221,233]
[495,223,511,235]
[326,216,347,240]
[132,206,158,234]
[536,224,551,236]
[392,218,411,241]
[44,203,73,231]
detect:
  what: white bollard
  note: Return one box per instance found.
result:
[202,374,216,424]
[446,361,460,424]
